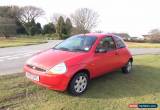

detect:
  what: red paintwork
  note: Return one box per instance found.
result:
[24,33,132,91]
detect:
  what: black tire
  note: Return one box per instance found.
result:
[68,72,89,96]
[122,60,132,74]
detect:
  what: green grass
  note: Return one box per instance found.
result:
[0,37,47,48]
[126,41,160,48]
[0,55,160,110]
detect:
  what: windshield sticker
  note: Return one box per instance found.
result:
[84,47,89,51]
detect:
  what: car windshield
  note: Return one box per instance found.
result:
[54,35,97,52]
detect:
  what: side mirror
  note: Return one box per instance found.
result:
[96,48,107,53]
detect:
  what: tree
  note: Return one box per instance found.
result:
[24,19,42,35]
[64,18,72,35]
[0,17,16,37]
[71,8,99,33]
[51,13,66,25]
[16,19,27,34]
[148,29,160,42]
[17,6,44,35]
[35,23,42,34]
[0,6,19,37]
[56,16,65,39]
[149,29,160,35]
[0,6,44,36]
[18,6,45,23]
[94,30,103,33]
[43,23,56,34]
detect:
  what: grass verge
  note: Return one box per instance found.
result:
[0,37,47,48]
[1,36,160,48]
[126,41,160,48]
[0,55,160,110]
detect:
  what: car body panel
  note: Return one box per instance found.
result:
[24,33,133,91]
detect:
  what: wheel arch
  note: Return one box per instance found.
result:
[129,57,133,62]
[67,69,90,90]
[71,69,90,80]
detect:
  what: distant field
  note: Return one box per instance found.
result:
[126,41,160,48]
[1,34,160,48]
[0,55,160,110]
[0,37,47,48]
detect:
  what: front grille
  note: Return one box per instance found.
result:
[27,64,46,72]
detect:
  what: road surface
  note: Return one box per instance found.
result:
[0,40,160,75]
[0,40,62,75]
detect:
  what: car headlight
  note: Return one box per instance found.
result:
[49,62,67,74]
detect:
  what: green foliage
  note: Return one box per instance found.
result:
[0,6,74,38]
[0,17,17,37]
[43,23,56,34]
[56,16,65,39]
[16,20,27,34]
[24,19,42,36]
[0,6,19,36]
[61,34,69,39]
[36,23,42,34]
[64,18,72,35]
[55,17,72,39]
[0,6,45,36]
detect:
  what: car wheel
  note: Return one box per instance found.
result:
[68,72,89,96]
[122,60,132,74]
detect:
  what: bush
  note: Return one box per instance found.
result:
[44,33,70,40]
[42,33,60,40]
[62,34,70,39]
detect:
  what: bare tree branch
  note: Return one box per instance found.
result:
[18,6,45,23]
[71,8,99,33]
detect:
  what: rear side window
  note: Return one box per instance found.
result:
[113,36,126,49]
[97,36,116,51]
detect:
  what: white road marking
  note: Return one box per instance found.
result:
[0,59,4,62]
[0,51,35,59]
[1,51,38,57]
[23,53,33,57]
[7,56,20,60]
[0,51,38,61]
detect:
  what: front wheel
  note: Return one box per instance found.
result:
[122,60,132,74]
[68,72,89,96]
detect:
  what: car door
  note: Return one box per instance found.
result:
[90,36,120,78]
[113,36,129,67]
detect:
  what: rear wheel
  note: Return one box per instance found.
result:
[68,72,89,96]
[122,60,132,74]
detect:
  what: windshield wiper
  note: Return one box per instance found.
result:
[72,48,86,52]
[53,47,70,51]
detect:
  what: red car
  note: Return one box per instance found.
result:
[24,33,133,95]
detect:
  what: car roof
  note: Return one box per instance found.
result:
[79,33,115,38]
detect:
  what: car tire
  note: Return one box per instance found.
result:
[122,60,132,74]
[68,72,89,96]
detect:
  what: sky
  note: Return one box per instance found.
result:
[0,0,160,36]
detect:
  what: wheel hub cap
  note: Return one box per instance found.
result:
[127,62,132,72]
[74,76,87,93]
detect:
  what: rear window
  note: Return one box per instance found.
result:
[113,36,126,49]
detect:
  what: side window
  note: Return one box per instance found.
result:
[113,36,126,49]
[97,36,116,51]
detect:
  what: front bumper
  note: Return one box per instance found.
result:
[24,65,70,91]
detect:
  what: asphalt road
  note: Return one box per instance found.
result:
[0,40,160,75]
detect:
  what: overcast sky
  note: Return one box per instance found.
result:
[1,0,160,36]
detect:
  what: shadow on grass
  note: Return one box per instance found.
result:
[79,64,160,99]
